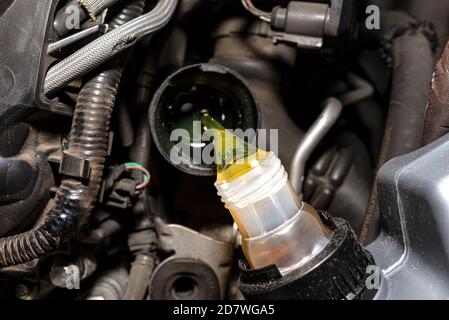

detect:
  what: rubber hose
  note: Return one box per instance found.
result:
[422,41,449,145]
[0,0,145,268]
[123,46,161,300]
[360,12,436,243]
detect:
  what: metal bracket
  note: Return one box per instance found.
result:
[153,218,235,299]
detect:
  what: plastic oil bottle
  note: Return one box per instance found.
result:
[202,115,334,276]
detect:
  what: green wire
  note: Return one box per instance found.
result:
[123,162,149,182]
[124,162,143,168]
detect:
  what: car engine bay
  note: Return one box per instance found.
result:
[1,0,449,301]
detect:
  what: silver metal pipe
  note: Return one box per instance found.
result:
[339,73,375,107]
[44,0,179,95]
[290,97,343,195]
[47,24,108,55]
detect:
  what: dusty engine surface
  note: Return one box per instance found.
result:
[0,0,449,302]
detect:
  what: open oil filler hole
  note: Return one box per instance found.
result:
[167,84,235,139]
[150,63,260,176]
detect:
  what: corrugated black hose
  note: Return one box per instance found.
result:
[0,0,146,268]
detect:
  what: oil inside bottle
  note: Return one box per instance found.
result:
[207,118,334,276]
[201,114,269,183]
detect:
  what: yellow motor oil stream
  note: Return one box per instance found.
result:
[201,115,270,183]
[202,115,334,275]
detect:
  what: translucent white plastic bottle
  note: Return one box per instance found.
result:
[215,152,334,276]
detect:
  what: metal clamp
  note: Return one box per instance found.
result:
[59,151,91,179]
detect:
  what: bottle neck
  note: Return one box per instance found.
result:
[215,153,295,238]
[215,152,334,274]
